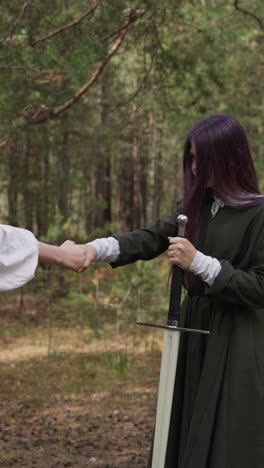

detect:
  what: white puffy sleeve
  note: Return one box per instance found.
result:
[0,225,39,291]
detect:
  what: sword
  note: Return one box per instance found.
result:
[137,214,209,468]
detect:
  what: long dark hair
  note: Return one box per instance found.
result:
[181,113,264,245]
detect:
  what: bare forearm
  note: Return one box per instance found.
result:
[38,241,87,272]
[38,242,62,266]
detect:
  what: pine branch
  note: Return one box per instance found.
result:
[28,8,148,124]
[22,2,99,49]
[4,0,32,43]
[0,65,36,69]
[0,135,10,148]
[234,0,264,31]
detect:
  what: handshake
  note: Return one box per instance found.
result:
[38,240,97,273]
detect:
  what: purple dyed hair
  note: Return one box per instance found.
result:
[181,113,264,244]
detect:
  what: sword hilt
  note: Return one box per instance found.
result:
[167,214,188,326]
[137,213,209,335]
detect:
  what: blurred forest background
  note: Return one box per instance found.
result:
[0,0,263,237]
[0,1,263,466]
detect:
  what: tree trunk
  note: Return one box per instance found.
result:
[131,103,143,229]
[58,116,70,222]
[148,109,157,221]
[22,134,34,231]
[94,75,111,229]
[148,110,165,221]
[7,137,19,226]
[118,148,134,232]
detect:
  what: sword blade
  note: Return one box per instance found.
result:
[152,328,180,468]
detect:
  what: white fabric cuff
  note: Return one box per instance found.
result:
[189,250,222,286]
[87,237,120,263]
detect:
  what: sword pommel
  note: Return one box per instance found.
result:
[177,214,188,237]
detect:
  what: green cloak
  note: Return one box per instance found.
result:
[111,197,264,468]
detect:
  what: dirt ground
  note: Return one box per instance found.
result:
[0,316,162,468]
[0,384,155,467]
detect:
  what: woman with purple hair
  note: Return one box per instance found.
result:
[82,114,264,468]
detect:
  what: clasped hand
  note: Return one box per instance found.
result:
[58,241,96,272]
[168,237,196,270]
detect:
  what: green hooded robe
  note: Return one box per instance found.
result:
[111,196,264,468]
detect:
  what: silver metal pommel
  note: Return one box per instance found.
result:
[177,214,188,237]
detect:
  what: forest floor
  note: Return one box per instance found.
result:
[0,298,163,468]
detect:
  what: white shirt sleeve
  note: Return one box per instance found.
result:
[188,250,222,286]
[0,225,39,291]
[87,237,120,263]
[87,237,221,286]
